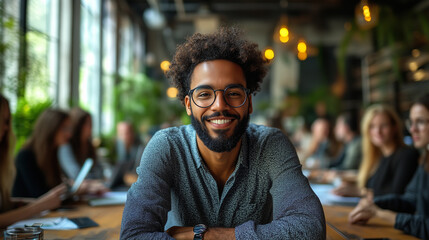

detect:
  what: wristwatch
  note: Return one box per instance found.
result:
[193,224,208,240]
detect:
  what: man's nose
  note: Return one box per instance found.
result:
[210,91,230,111]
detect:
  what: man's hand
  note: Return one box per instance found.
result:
[166,226,235,240]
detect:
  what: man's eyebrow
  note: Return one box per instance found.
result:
[195,84,212,89]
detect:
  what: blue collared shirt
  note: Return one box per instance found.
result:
[120,124,325,239]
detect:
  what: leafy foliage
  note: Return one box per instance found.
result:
[12,98,52,152]
[114,73,186,131]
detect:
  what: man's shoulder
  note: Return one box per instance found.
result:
[246,123,284,140]
[149,125,195,149]
[152,125,194,138]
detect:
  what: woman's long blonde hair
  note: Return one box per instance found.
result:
[357,104,404,188]
[0,95,15,212]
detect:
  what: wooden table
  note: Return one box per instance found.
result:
[324,205,419,240]
[42,204,124,239]
[3,203,420,239]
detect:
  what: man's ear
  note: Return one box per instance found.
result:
[184,95,192,116]
[248,94,253,114]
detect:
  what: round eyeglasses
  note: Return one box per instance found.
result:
[405,118,429,131]
[188,85,250,108]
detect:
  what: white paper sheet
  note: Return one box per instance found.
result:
[8,217,79,230]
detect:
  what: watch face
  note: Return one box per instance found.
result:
[193,224,207,234]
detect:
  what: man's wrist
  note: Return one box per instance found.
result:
[193,224,208,240]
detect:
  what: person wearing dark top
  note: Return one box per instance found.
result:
[0,95,66,228]
[333,104,419,197]
[14,149,54,198]
[366,146,419,196]
[349,93,429,239]
[120,27,325,239]
[13,109,72,198]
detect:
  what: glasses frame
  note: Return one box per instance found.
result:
[188,85,251,108]
[405,118,429,131]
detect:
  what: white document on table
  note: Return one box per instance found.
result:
[8,217,78,230]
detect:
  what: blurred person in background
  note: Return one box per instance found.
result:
[349,93,429,239]
[112,121,144,187]
[308,111,362,184]
[333,104,419,197]
[0,95,65,228]
[330,110,362,170]
[12,108,70,199]
[116,121,144,168]
[59,107,104,180]
[301,117,341,169]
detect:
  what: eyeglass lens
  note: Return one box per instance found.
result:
[406,118,429,130]
[192,87,247,108]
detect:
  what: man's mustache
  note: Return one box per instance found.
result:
[202,111,240,122]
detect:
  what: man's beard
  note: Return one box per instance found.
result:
[191,110,250,153]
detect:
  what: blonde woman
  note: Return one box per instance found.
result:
[0,94,65,228]
[333,104,419,197]
[349,93,429,239]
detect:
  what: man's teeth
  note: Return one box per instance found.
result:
[211,119,231,124]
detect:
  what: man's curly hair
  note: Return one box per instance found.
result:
[166,27,268,105]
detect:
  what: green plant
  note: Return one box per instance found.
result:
[12,97,52,152]
[114,73,186,131]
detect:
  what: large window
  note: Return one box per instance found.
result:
[26,0,60,102]
[0,0,20,109]
[80,0,101,135]
[1,0,149,139]
[101,0,117,135]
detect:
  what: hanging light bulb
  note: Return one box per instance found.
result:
[362,5,371,22]
[264,48,275,60]
[298,52,307,61]
[279,26,290,43]
[297,41,307,53]
[160,60,171,72]
[279,27,289,37]
[355,0,378,30]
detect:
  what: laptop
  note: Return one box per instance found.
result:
[61,158,93,201]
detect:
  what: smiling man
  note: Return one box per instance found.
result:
[120,27,325,240]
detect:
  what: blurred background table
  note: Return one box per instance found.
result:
[324,205,419,240]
